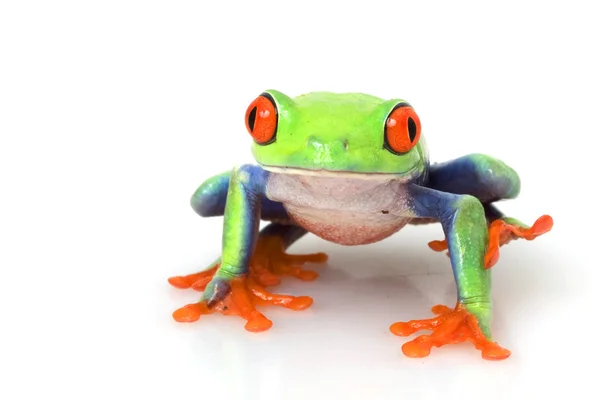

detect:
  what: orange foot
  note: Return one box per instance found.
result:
[168,235,328,291]
[390,304,511,360]
[428,214,553,269]
[167,235,327,331]
[484,215,553,268]
[251,235,328,286]
[171,276,313,332]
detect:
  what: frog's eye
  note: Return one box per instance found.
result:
[384,103,421,154]
[245,93,278,145]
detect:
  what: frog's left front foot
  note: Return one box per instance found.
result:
[390,303,511,360]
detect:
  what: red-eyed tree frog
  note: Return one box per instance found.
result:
[168,90,553,360]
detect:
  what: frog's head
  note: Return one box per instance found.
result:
[245,89,428,181]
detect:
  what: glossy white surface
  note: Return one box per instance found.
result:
[1,1,597,399]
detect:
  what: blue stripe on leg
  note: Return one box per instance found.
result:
[190,169,289,221]
[427,154,520,203]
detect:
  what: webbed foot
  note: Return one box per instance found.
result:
[171,275,313,332]
[168,235,328,290]
[168,235,327,331]
[483,215,553,268]
[250,235,328,286]
[390,304,510,360]
[428,214,553,268]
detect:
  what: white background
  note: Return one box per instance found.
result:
[1,1,597,399]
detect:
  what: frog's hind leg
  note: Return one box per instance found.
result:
[190,170,288,221]
[479,204,552,268]
[249,223,329,286]
[168,222,328,290]
[425,153,553,268]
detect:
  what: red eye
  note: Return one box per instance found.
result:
[245,93,278,144]
[384,104,421,154]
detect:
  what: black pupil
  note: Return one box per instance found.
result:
[248,106,257,132]
[407,117,417,142]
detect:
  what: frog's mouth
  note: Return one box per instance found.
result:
[260,164,423,182]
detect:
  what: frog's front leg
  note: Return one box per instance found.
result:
[170,165,327,332]
[426,154,553,268]
[170,167,326,290]
[390,185,510,360]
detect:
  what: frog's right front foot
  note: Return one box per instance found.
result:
[172,274,313,332]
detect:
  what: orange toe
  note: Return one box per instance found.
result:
[531,215,554,235]
[168,276,193,289]
[285,296,313,310]
[172,303,210,322]
[168,266,219,290]
[401,337,434,358]
[244,312,273,332]
[479,341,512,360]
[428,239,448,252]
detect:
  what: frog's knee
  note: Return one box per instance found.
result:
[451,194,486,221]
[456,194,484,210]
[190,171,230,217]
[466,153,521,199]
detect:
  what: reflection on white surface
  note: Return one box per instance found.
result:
[158,224,589,400]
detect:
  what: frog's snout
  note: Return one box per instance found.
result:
[306,136,348,153]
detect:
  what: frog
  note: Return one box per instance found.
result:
[168,90,553,360]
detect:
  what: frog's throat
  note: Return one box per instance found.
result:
[259,164,423,182]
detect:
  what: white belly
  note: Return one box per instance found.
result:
[265,172,414,246]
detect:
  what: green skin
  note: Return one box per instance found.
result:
[188,89,539,349]
[251,91,427,174]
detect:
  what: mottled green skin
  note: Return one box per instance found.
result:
[251,90,428,175]
[449,196,491,335]
[217,167,257,279]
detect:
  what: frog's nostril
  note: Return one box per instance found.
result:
[306,136,348,152]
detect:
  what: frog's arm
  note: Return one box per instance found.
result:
[407,186,491,319]
[190,170,290,222]
[424,153,553,268]
[170,164,326,331]
[389,185,510,359]
[199,164,269,303]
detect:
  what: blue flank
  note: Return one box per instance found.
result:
[190,166,289,221]
[426,153,520,203]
